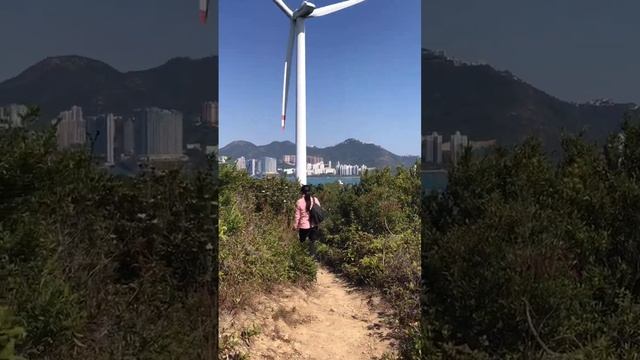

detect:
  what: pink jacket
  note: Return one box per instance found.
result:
[294,196,320,229]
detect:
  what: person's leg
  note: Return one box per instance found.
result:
[299,228,310,242]
[309,226,319,241]
[308,227,319,256]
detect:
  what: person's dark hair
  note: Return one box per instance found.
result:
[301,185,312,211]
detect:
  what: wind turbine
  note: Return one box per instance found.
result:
[274,0,365,185]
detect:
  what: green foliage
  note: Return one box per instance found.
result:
[218,165,316,309]
[0,107,217,359]
[217,166,317,358]
[423,110,640,358]
[315,166,421,359]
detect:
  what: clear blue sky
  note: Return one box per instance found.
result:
[0,0,217,81]
[220,0,421,156]
[423,0,640,104]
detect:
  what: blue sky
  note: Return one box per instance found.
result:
[423,0,640,104]
[220,0,421,156]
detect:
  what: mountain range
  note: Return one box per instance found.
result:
[2,52,636,155]
[422,49,637,153]
[0,55,218,122]
[220,138,419,169]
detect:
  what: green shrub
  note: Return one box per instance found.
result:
[422,111,640,358]
[218,165,316,310]
[1,107,217,359]
[315,165,421,359]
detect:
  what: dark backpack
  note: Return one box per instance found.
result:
[309,197,325,225]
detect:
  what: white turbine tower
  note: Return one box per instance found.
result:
[274,0,365,185]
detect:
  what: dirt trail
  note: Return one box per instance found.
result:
[221,265,396,359]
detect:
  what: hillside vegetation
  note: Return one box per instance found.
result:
[1,108,217,359]
[422,49,634,152]
[217,162,422,359]
[422,110,640,358]
[314,166,422,359]
[217,165,317,357]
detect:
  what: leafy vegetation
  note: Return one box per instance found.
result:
[217,164,423,358]
[314,166,422,359]
[0,107,217,359]
[217,165,317,358]
[422,110,640,359]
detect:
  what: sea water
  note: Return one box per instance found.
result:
[421,170,448,192]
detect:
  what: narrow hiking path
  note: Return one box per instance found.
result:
[221,265,397,360]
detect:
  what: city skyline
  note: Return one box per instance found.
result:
[40,102,217,169]
[220,0,421,156]
[228,154,371,178]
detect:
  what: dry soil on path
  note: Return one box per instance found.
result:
[220,265,397,359]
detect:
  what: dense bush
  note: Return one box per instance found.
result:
[422,111,640,358]
[315,166,422,359]
[0,108,217,359]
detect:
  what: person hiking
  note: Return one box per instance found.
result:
[293,185,321,242]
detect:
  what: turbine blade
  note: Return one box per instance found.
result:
[273,0,294,18]
[199,0,209,24]
[309,0,365,17]
[280,21,295,129]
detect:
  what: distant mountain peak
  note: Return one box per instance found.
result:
[266,140,295,146]
[226,140,256,146]
[29,55,117,73]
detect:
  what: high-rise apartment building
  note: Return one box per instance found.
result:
[263,157,277,174]
[283,154,296,165]
[451,131,469,166]
[246,158,258,176]
[236,156,246,170]
[133,108,183,159]
[54,105,86,149]
[87,113,117,164]
[308,155,323,165]
[283,154,323,165]
[202,101,218,128]
[425,131,443,165]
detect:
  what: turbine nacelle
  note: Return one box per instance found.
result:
[293,1,316,19]
[273,0,365,20]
